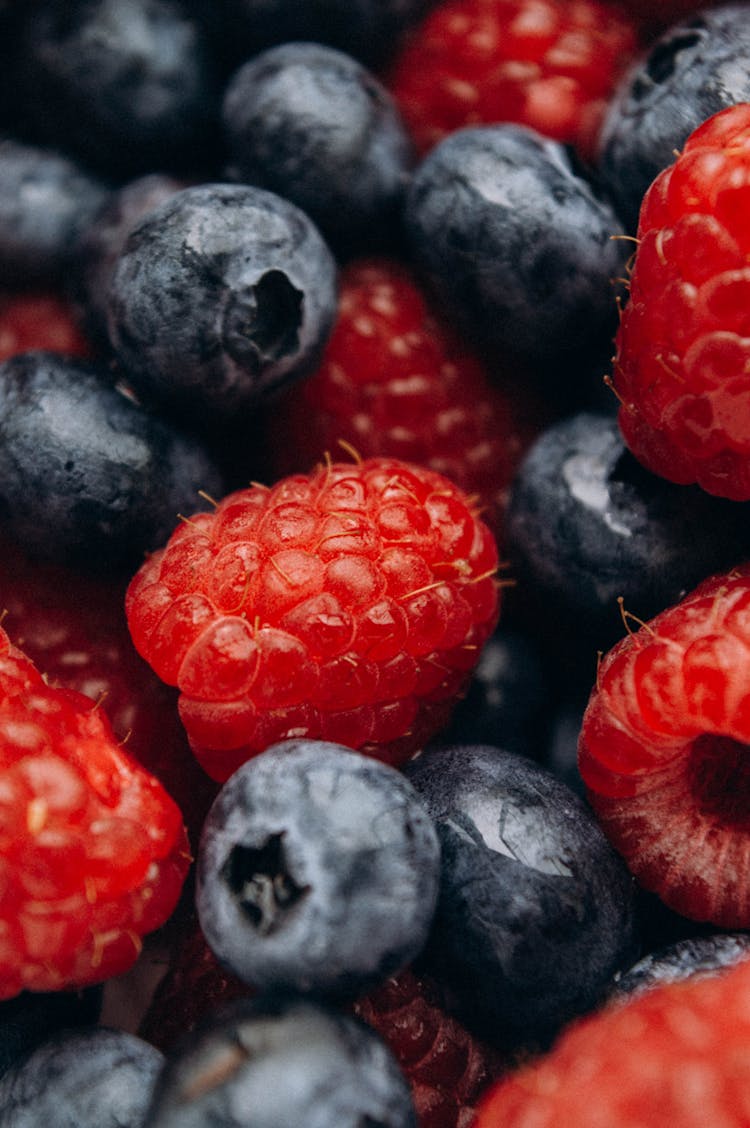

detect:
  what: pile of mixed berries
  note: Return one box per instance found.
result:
[4,0,750,1124]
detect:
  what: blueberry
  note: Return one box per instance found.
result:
[222,42,414,256]
[144,995,416,1128]
[107,183,338,425]
[11,0,221,180]
[0,988,101,1079]
[598,4,750,232]
[0,138,108,288]
[403,124,628,397]
[0,1026,163,1127]
[504,412,750,663]
[0,351,224,571]
[195,739,440,998]
[613,933,750,999]
[404,743,638,1050]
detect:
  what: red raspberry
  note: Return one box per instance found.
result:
[475,957,750,1128]
[125,456,500,781]
[614,102,750,500]
[0,291,92,361]
[385,0,640,163]
[0,624,190,1000]
[578,564,750,928]
[270,258,544,541]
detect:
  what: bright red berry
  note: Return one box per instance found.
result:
[0,291,92,361]
[125,456,500,781]
[0,625,189,1000]
[385,0,640,163]
[476,957,750,1128]
[614,102,750,500]
[270,257,544,541]
[578,564,750,928]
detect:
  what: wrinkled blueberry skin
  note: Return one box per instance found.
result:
[404,125,627,393]
[107,183,338,425]
[504,413,750,660]
[0,138,108,288]
[145,995,416,1128]
[0,988,102,1079]
[222,43,415,256]
[72,173,185,350]
[0,352,224,572]
[0,1027,163,1128]
[196,740,440,998]
[405,744,638,1050]
[11,0,221,180]
[598,4,750,233]
[612,933,750,1000]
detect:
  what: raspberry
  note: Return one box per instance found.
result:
[125,456,500,781]
[0,624,189,1000]
[0,291,92,362]
[270,257,544,540]
[475,956,750,1128]
[613,102,750,500]
[385,0,640,163]
[578,564,750,928]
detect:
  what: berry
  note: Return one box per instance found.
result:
[475,957,750,1128]
[144,994,417,1128]
[387,0,640,164]
[598,4,750,233]
[270,257,544,540]
[195,739,440,998]
[106,183,338,426]
[404,743,638,1050]
[578,564,750,927]
[0,987,102,1079]
[0,1026,164,1128]
[125,455,500,780]
[222,44,414,256]
[613,102,750,500]
[0,624,189,998]
[613,932,750,999]
[0,291,92,362]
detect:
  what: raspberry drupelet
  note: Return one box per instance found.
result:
[125,456,500,781]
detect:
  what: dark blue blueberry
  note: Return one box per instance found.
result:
[195,739,440,998]
[504,412,750,664]
[0,1026,163,1127]
[0,351,224,572]
[0,138,108,288]
[404,124,628,400]
[404,743,638,1050]
[222,42,415,256]
[612,933,750,1000]
[144,995,416,1128]
[598,4,750,233]
[11,0,222,180]
[107,183,338,425]
[0,988,101,1079]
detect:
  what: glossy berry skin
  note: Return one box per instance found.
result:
[387,0,639,164]
[0,625,189,999]
[404,124,627,388]
[144,995,417,1128]
[0,138,107,288]
[579,564,750,928]
[107,183,338,426]
[613,932,750,999]
[504,413,750,654]
[196,739,440,998]
[476,957,750,1128]
[0,1027,163,1128]
[613,103,750,500]
[405,743,638,1051]
[0,351,224,571]
[598,4,750,233]
[222,44,414,256]
[126,456,500,780]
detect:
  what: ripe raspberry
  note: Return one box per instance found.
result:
[475,956,750,1128]
[125,456,500,781]
[614,102,750,500]
[578,564,750,928]
[270,258,544,541]
[0,625,189,1000]
[0,291,92,362]
[385,0,640,163]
